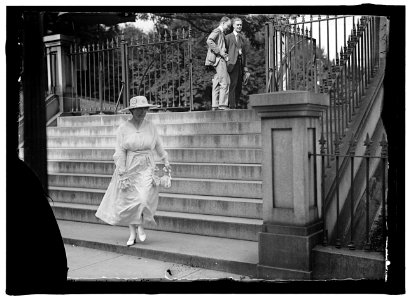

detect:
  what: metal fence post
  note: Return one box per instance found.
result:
[374,17,380,69]
[98,46,103,114]
[364,133,372,251]
[265,22,275,92]
[348,134,357,250]
[121,31,129,108]
[319,133,328,246]
[188,26,194,111]
[264,23,270,93]
[334,138,341,248]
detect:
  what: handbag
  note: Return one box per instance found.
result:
[160,167,172,188]
[152,166,172,188]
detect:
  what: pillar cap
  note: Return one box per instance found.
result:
[249,91,329,118]
[43,34,75,44]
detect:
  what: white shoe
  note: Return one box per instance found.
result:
[126,237,136,246]
[137,226,146,242]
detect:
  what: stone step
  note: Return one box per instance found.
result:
[57,220,258,277]
[48,173,262,199]
[47,148,262,164]
[51,202,263,241]
[57,109,260,127]
[49,187,262,219]
[48,160,262,181]
[47,121,261,137]
[47,134,262,149]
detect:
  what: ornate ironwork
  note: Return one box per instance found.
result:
[309,133,388,251]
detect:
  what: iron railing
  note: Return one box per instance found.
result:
[68,27,193,113]
[69,39,121,113]
[266,15,381,157]
[268,15,386,251]
[265,19,318,92]
[310,133,388,251]
[126,28,193,111]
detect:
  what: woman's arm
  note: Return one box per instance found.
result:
[112,126,127,174]
[153,125,170,168]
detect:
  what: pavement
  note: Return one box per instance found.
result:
[59,220,258,277]
[65,244,251,281]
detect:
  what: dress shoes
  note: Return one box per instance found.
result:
[137,226,147,242]
[126,237,136,246]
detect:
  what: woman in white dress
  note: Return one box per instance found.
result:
[95,96,170,246]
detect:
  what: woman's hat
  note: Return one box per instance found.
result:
[119,96,158,112]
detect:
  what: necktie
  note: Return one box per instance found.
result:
[237,34,242,55]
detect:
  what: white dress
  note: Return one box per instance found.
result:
[95,119,168,226]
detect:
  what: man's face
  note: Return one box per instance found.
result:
[233,20,242,33]
[222,21,232,32]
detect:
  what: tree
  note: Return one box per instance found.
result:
[44,12,328,110]
[133,13,270,109]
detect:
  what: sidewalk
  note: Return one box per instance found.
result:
[65,244,251,281]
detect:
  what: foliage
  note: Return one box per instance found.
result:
[46,12,332,110]
[121,24,145,42]
[133,13,271,109]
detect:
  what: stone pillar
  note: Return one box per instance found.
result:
[43,34,75,112]
[250,91,329,280]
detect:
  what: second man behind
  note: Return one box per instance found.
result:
[225,17,249,109]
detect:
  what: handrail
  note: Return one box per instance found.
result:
[314,62,385,250]
[323,61,385,205]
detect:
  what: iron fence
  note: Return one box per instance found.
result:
[68,27,193,113]
[265,19,318,93]
[309,133,388,251]
[266,15,381,157]
[126,28,193,111]
[268,15,386,251]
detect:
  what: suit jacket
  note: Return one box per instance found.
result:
[225,32,247,73]
[205,27,227,66]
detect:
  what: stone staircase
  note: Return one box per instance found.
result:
[47,109,263,276]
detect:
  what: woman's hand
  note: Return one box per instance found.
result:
[117,167,127,177]
[119,176,134,191]
[164,162,171,172]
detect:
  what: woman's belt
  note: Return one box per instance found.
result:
[128,150,151,155]
[127,149,154,166]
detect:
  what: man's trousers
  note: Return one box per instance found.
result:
[212,58,230,109]
[228,57,243,109]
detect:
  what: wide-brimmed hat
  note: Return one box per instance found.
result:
[119,96,158,112]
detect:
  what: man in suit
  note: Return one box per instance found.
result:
[205,16,232,110]
[225,17,249,109]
